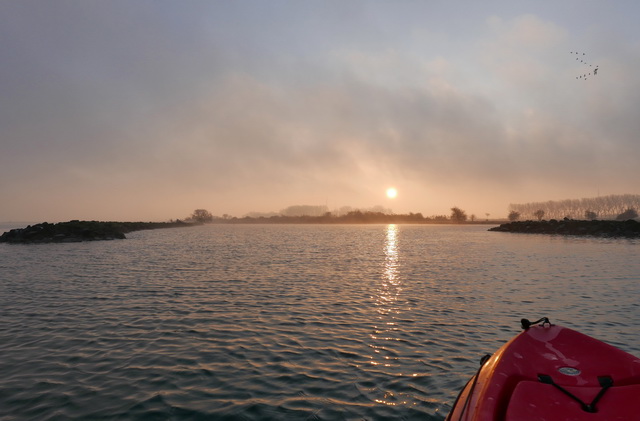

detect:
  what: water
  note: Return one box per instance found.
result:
[1,224,639,420]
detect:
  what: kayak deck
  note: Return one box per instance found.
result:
[506,381,640,420]
[447,322,640,421]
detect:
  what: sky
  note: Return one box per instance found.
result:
[2,1,640,222]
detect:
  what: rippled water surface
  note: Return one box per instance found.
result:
[1,224,639,420]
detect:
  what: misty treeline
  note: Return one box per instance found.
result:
[214,210,451,224]
[277,205,392,218]
[245,205,394,218]
[185,204,486,224]
[509,194,640,220]
[241,204,463,223]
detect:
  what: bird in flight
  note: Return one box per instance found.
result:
[571,51,598,80]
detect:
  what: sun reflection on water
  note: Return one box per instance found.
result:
[368,224,415,407]
[383,224,399,285]
[377,224,401,317]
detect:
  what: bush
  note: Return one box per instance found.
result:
[616,208,639,221]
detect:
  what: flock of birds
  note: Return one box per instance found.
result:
[571,51,598,80]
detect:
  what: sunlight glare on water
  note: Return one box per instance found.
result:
[368,224,424,409]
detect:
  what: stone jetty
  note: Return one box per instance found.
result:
[0,220,196,244]
[489,219,640,238]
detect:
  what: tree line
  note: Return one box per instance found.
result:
[184,207,484,224]
[509,194,640,221]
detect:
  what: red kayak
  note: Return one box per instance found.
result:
[446,318,640,421]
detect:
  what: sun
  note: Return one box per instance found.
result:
[386,187,397,199]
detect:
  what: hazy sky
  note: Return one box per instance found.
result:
[2,1,639,222]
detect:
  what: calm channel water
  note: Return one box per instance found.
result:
[1,224,639,420]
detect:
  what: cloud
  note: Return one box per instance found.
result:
[1,2,640,221]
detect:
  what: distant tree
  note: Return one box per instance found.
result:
[533,209,545,221]
[191,209,213,223]
[280,205,328,217]
[485,213,490,221]
[616,208,638,221]
[450,207,467,223]
[470,214,476,222]
[508,210,521,222]
[584,210,597,220]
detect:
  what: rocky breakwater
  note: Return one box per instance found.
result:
[0,220,195,244]
[489,219,640,238]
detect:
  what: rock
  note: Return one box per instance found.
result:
[489,219,640,238]
[0,220,194,244]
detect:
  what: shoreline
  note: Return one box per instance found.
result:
[7,218,637,244]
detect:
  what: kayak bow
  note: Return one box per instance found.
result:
[446,318,640,421]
